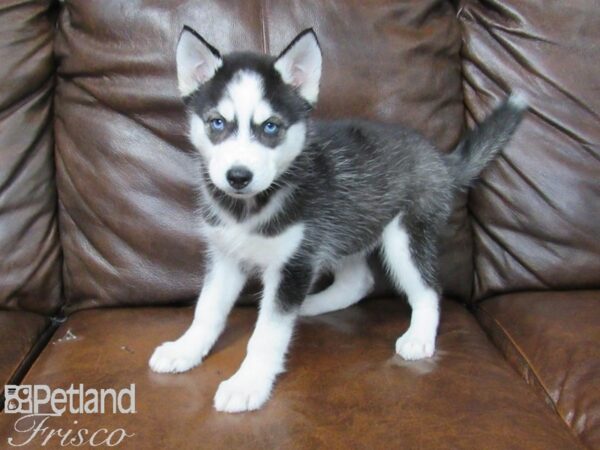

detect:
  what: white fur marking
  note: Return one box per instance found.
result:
[202,222,305,270]
[176,30,222,97]
[300,255,374,316]
[214,268,296,412]
[216,98,235,122]
[508,91,528,110]
[382,217,439,360]
[274,32,322,104]
[253,101,274,124]
[227,71,263,141]
[188,71,307,196]
[149,250,246,373]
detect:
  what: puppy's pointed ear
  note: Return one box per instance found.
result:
[176,26,222,97]
[274,29,322,104]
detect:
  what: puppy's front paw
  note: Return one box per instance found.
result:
[395,328,435,360]
[149,340,204,373]
[214,371,273,413]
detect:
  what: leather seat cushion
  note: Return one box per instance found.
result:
[0,298,580,449]
[476,291,600,449]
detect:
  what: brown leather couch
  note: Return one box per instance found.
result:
[1,1,598,448]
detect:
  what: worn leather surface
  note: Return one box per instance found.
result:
[477,291,600,449]
[53,0,470,311]
[0,0,62,314]
[459,0,600,301]
[0,310,49,396]
[0,299,582,449]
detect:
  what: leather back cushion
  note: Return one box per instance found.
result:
[54,0,465,310]
[459,0,600,300]
[0,0,62,314]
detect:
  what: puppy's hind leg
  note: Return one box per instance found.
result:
[299,255,374,317]
[381,215,440,360]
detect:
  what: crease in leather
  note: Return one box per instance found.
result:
[466,0,521,23]
[10,225,61,306]
[460,55,510,111]
[492,153,555,213]
[532,109,599,159]
[465,4,552,44]
[54,140,124,304]
[476,302,582,441]
[66,77,179,148]
[0,87,53,205]
[0,2,31,17]
[461,72,492,118]
[463,6,600,137]
[464,13,600,158]
[484,27,600,127]
[58,200,117,304]
[0,73,54,123]
[554,356,572,422]
[476,158,595,254]
[470,213,550,291]
[0,36,53,113]
[54,115,150,273]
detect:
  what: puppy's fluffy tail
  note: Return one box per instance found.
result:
[446,93,528,188]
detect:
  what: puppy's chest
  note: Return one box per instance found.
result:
[201,221,304,269]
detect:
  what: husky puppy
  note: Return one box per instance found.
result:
[149,26,526,413]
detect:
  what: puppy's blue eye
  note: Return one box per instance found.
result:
[263,121,279,135]
[210,118,225,131]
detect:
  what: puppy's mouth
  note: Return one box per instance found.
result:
[218,183,277,200]
[215,183,263,199]
[225,189,257,199]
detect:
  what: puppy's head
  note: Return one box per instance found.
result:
[177,27,322,198]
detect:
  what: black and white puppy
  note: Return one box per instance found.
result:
[149,27,526,413]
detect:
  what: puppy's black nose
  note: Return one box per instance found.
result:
[226,166,253,190]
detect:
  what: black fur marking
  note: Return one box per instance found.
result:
[185,52,312,128]
[275,28,321,62]
[400,215,443,293]
[276,250,314,313]
[180,26,221,58]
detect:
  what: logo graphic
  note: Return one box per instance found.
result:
[5,386,33,414]
[4,384,136,447]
